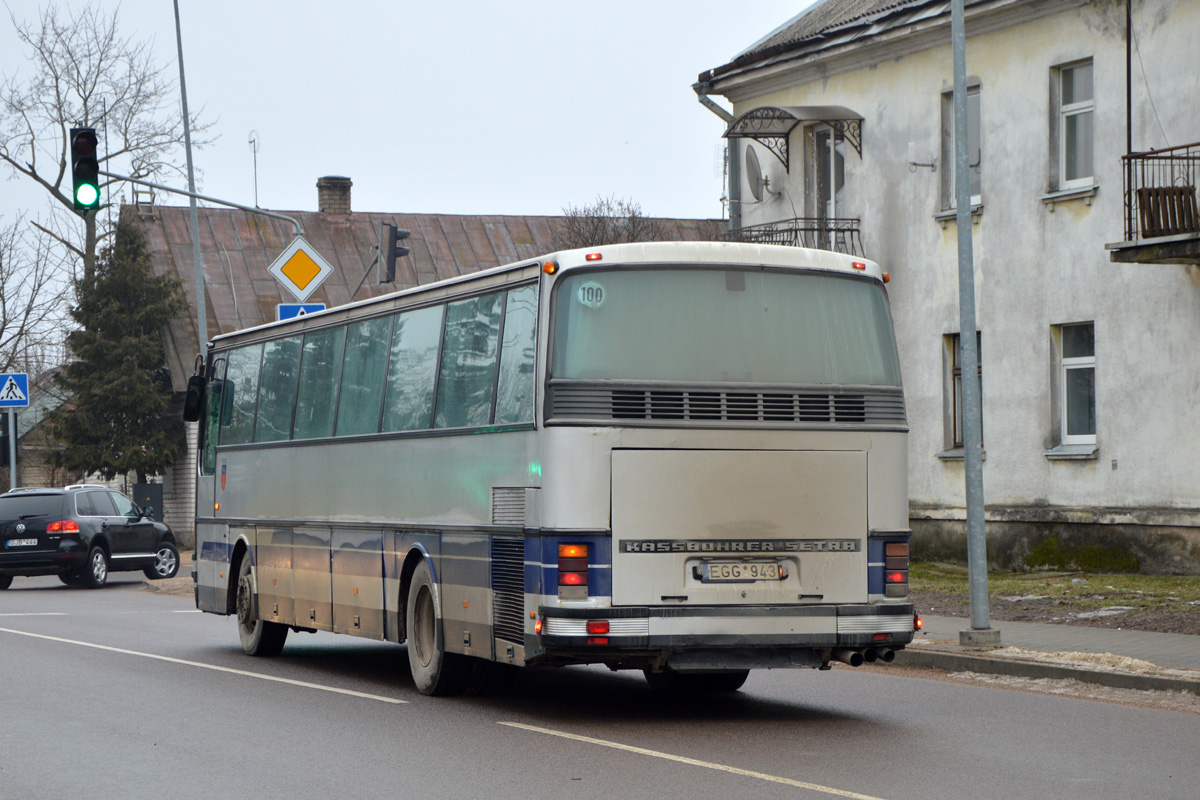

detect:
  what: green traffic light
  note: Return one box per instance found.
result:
[75,183,99,208]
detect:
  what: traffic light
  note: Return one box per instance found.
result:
[70,127,100,212]
[379,222,410,283]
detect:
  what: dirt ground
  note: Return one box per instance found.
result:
[911,589,1200,636]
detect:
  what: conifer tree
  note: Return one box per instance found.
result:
[47,216,185,483]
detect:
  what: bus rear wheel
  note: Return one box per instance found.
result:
[236,554,288,657]
[643,668,750,693]
[406,559,469,696]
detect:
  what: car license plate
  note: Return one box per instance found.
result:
[694,561,788,582]
[6,538,37,548]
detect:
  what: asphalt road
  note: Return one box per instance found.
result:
[2,576,1198,800]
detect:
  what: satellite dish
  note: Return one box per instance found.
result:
[744,145,780,202]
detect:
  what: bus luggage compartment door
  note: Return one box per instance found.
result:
[611,449,867,607]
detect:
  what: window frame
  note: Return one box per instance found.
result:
[1056,59,1095,191]
[1058,322,1096,446]
[946,331,983,451]
[942,82,982,210]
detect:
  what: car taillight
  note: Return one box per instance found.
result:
[558,543,588,599]
[884,541,909,597]
[46,520,80,535]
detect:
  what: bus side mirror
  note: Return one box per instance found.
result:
[182,374,206,422]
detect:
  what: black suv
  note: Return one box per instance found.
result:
[0,485,179,590]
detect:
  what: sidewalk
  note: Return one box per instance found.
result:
[896,614,1200,695]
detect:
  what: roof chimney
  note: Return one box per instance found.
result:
[317,176,352,214]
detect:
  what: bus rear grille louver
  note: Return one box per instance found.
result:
[490,536,526,646]
[551,384,906,426]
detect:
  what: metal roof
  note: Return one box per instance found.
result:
[130,205,719,391]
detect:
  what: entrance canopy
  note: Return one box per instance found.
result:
[723,106,863,171]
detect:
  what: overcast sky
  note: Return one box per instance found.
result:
[1,1,811,226]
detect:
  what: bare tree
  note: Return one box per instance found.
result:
[0,2,212,279]
[0,215,68,376]
[552,195,673,250]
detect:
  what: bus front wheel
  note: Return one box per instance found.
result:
[236,555,288,657]
[406,560,469,696]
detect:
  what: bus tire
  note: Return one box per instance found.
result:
[406,559,469,696]
[643,668,750,693]
[236,554,288,657]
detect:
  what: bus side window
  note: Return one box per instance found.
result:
[220,344,264,446]
[434,293,505,429]
[382,305,444,432]
[200,379,223,476]
[495,285,538,425]
[294,327,346,439]
[335,316,392,436]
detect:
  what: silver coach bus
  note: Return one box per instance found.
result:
[187,241,915,695]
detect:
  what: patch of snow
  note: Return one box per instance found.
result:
[1001,594,1050,602]
[1070,606,1135,619]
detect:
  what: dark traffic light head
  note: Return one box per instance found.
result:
[70,127,100,212]
[379,222,411,283]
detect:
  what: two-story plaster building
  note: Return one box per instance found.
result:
[697,0,1200,573]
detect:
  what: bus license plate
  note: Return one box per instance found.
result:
[7,538,37,548]
[694,561,787,583]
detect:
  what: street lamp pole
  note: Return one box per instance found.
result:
[950,0,999,647]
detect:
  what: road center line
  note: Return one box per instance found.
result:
[498,722,889,800]
[0,627,407,704]
[0,613,67,617]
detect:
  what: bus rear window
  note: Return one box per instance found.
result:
[551,267,901,386]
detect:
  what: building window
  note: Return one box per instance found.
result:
[1058,322,1096,445]
[1056,60,1094,189]
[942,84,981,209]
[946,332,983,450]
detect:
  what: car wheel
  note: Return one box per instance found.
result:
[143,542,180,580]
[0,574,12,590]
[235,554,287,656]
[59,571,84,587]
[406,559,470,696]
[81,546,108,589]
[643,668,750,693]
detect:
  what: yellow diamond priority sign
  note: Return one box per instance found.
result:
[268,237,334,302]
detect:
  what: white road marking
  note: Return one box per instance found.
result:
[0,613,67,617]
[0,627,407,704]
[498,722,890,800]
[171,609,202,613]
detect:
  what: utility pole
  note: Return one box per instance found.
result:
[950,0,999,647]
[174,0,206,350]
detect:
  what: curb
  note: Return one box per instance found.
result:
[894,646,1200,696]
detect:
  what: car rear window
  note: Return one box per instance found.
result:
[0,494,64,518]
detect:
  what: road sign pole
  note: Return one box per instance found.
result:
[8,411,16,491]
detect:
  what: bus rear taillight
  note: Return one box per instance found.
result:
[558,543,589,599]
[586,620,609,635]
[884,541,909,597]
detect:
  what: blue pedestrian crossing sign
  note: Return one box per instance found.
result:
[277,303,326,321]
[0,373,29,408]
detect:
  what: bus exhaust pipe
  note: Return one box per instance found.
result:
[862,648,879,663]
[879,648,896,663]
[833,648,864,667]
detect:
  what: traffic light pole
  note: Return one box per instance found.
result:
[100,171,305,238]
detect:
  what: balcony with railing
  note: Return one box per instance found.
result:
[1108,142,1200,265]
[722,217,864,257]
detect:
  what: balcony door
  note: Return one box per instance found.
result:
[812,126,845,249]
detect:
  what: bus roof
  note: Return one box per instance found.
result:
[208,241,882,348]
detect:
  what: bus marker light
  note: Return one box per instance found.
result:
[558,544,587,558]
[883,272,891,283]
[353,587,358,594]
[852,261,867,270]
[214,503,220,511]
[915,615,924,631]
[585,253,602,261]
[586,620,610,635]
[873,633,891,642]
[542,260,558,274]
[534,619,543,634]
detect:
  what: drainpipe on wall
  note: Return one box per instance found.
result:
[693,83,740,232]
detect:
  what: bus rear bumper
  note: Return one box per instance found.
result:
[533,603,915,668]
